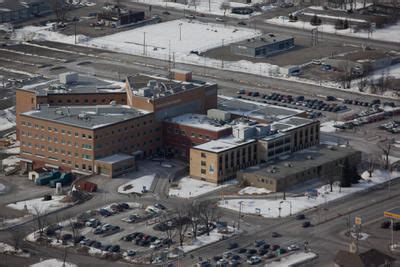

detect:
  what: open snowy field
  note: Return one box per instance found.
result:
[7,195,70,215]
[91,19,260,56]
[30,259,77,267]
[117,174,155,194]
[266,17,400,43]
[266,252,318,266]
[219,170,400,218]
[169,176,235,198]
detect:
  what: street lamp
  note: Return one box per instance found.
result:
[178,23,183,41]
[280,200,292,216]
[278,201,283,218]
[237,201,243,230]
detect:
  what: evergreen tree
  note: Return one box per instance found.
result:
[343,19,349,29]
[341,159,352,188]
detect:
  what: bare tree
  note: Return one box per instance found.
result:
[198,200,220,236]
[32,206,46,237]
[174,206,189,247]
[367,155,376,178]
[50,0,70,24]
[220,1,230,17]
[159,214,176,248]
[69,219,81,245]
[378,139,393,170]
[10,226,26,251]
[187,201,201,240]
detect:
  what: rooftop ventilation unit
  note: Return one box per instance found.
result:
[306,155,313,160]
[110,100,117,106]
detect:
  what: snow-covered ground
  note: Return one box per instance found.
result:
[7,195,70,215]
[369,63,400,80]
[219,169,400,218]
[30,259,77,267]
[91,19,260,56]
[0,106,16,131]
[302,12,367,23]
[308,2,372,11]
[130,0,261,18]
[238,186,271,195]
[266,252,318,266]
[0,242,30,257]
[179,226,236,252]
[266,17,400,43]
[117,174,155,194]
[169,176,235,198]
[320,120,343,133]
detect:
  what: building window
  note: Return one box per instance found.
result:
[201,169,206,174]
[201,161,206,166]
[201,152,206,158]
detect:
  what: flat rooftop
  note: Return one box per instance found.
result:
[194,136,256,153]
[20,75,125,96]
[165,113,231,132]
[96,153,134,164]
[233,33,293,48]
[242,145,359,180]
[271,116,317,132]
[218,96,304,122]
[127,73,209,99]
[21,105,149,130]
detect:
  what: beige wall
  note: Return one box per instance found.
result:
[190,141,258,184]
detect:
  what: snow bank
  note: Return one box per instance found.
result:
[266,252,318,266]
[0,242,30,257]
[320,121,343,133]
[266,17,400,43]
[7,195,70,215]
[179,226,235,252]
[30,259,77,267]
[169,176,235,198]
[117,174,155,194]
[220,170,400,218]
[239,186,271,195]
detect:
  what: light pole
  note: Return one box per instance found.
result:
[238,201,243,230]
[221,38,224,68]
[143,32,146,56]
[278,201,283,218]
[179,23,183,41]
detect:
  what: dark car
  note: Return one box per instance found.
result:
[91,241,102,249]
[213,255,223,262]
[302,221,311,228]
[238,21,247,25]
[109,245,120,252]
[247,249,257,255]
[262,243,270,250]
[271,232,281,238]
[119,203,130,209]
[154,203,166,210]
[102,244,112,251]
[99,209,111,217]
[228,242,239,249]
[381,221,391,229]
[296,214,306,220]
[237,248,247,254]
[61,233,72,241]
[74,235,85,243]
[254,240,266,247]
[162,11,170,15]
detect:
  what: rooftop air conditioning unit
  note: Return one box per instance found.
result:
[307,155,313,160]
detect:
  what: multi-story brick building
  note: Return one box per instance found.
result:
[17,70,218,177]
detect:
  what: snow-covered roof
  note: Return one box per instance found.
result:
[194,136,256,153]
[166,113,231,132]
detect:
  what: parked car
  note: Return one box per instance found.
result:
[288,244,299,251]
[126,250,136,257]
[238,21,247,25]
[228,242,239,249]
[271,232,281,238]
[247,255,261,265]
[154,203,166,210]
[381,221,392,229]
[216,17,225,22]
[302,221,311,228]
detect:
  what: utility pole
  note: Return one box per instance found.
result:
[143,32,146,56]
[74,22,77,44]
[221,38,224,69]
[238,201,243,230]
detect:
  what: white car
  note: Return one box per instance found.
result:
[101,223,112,231]
[288,244,299,251]
[216,17,225,22]
[247,256,261,265]
[146,205,161,214]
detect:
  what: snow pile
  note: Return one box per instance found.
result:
[169,176,235,198]
[7,195,70,215]
[238,186,271,195]
[219,170,400,218]
[320,121,343,133]
[266,252,318,266]
[117,174,155,194]
[0,183,5,193]
[30,259,77,267]
[0,106,16,131]
[0,242,30,257]
[266,17,400,43]
[179,226,235,252]
[302,12,367,23]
